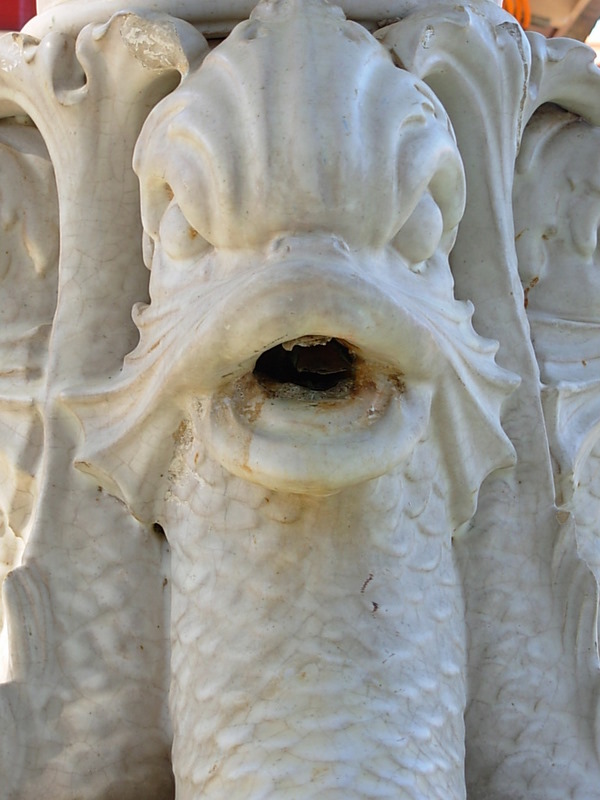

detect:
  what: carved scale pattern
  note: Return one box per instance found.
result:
[166,427,466,799]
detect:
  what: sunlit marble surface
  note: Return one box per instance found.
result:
[1,0,600,797]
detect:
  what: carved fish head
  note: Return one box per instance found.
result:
[72,0,517,526]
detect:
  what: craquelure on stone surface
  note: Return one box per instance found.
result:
[0,0,600,798]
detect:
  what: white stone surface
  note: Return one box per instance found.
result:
[0,0,599,797]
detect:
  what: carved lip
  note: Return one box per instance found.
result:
[181,246,443,394]
[188,244,439,494]
[203,359,432,496]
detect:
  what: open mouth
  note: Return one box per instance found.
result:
[184,249,436,494]
[202,331,432,495]
[253,337,355,394]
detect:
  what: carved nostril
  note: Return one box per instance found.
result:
[254,337,354,391]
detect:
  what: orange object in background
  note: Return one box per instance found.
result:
[504,0,532,27]
[0,0,37,30]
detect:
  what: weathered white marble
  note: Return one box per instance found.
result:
[0,0,600,798]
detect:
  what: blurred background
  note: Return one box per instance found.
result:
[0,0,36,31]
[528,0,600,40]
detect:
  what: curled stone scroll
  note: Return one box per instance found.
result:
[0,0,600,798]
[0,119,57,642]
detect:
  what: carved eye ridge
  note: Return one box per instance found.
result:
[158,196,212,262]
[391,191,444,268]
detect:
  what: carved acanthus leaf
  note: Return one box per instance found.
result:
[515,48,600,504]
[0,14,207,793]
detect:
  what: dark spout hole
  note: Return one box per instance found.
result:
[253,339,354,391]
